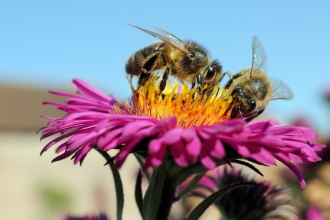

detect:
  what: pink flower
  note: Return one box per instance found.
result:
[296,205,325,220]
[305,206,325,220]
[61,213,109,220]
[40,79,323,189]
[187,167,294,219]
[292,116,313,129]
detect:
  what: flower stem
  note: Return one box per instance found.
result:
[156,176,177,220]
[95,148,124,220]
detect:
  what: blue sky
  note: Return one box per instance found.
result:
[1,1,329,135]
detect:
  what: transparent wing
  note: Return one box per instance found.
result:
[153,26,185,44]
[250,36,268,76]
[127,24,189,54]
[270,77,294,100]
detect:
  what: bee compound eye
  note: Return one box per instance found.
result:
[206,66,216,79]
[188,53,195,58]
[231,87,243,96]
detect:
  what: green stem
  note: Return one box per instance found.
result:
[156,177,177,220]
[144,163,166,220]
[95,148,124,220]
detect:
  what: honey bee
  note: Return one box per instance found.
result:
[126,25,223,95]
[224,36,293,121]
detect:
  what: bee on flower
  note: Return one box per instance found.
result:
[40,75,322,189]
[39,32,324,220]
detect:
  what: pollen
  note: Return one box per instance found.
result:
[117,74,234,128]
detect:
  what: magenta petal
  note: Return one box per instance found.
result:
[144,144,167,170]
[212,139,225,158]
[41,140,57,155]
[97,128,122,147]
[169,140,189,167]
[197,129,213,139]
[115,137,143,168]
[149,138,166,153]
[102,138,120,151]
[162,127,183,144]
[249,147,276,165]
[197,177,217,191]
[254,135,285,147]
[67,133,89,144]
[157,116,177,129]
[207,119,244,133]
[74,143,93,164]
[55,142,68,153]
[201,137,219,158]
[200,153,216,169]
[181,128,197,141]
[306,206,325,220]
[144,156,162,170]
[67,132,98,151]
[52,151,76,162]
[121,120,155,137]
[277,156,306,190]
[186,136,201,156]
[40,79,323,185]
[247,120,277,131]
[73,79,114,103]
[312,143,325,151]
[231,143,250,157]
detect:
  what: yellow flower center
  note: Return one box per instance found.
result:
[116,74,233,128]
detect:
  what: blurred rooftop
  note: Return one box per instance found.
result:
[0,83,68,131]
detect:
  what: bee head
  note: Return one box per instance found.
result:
[204,60,222,82]
[231,87,256,118]
[199,60,223,95]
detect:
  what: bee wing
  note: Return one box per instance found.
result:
[128,24,189,54]
[251,36,268,76]
[153,26,185,44]
[270,77,294,100]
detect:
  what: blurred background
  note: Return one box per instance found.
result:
[1,1,330,219]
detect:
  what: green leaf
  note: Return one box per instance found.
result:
[96,149,124,220]
[231,159,264,176]
[143,181,151,220]
[176,173,205,199]
[186,182,257,220]
[135,171,144,219]
[134,153,151,182]
[143,163,166,220]
[172,159,234,185]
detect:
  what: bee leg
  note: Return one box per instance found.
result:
[126,74,135,93]
[138,71,151,88]
[223,72,233,89]
[238,105,244,119]
[159,65,171,93]
[257,109,264,116]
[205,90,213,98]
[224,72,244,89]
[191,82,196,89]
[215,86,220,96]
[196,73,203,95]
[218,71,226,84]
[245,109,264,123]
[138,53,162,87]
[245,115,254,123]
